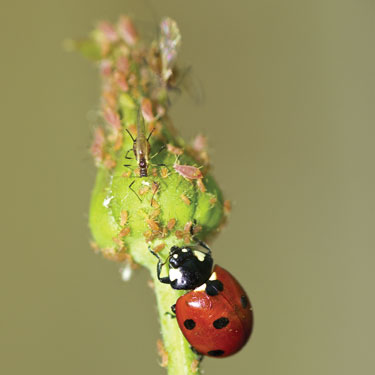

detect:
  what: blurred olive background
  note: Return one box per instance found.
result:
[1,0,374,374]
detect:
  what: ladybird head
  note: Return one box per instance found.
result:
[167,245,214,290]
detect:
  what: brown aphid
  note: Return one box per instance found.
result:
[103,154,116,169]
[167,218,176,230]
[183,234,191,244]
[192,224,202,235]
[197,178,206,193]
[102,90,117,109]
[151,199,160,209]
[120,210,128,226]
[150,209,161,220]
[91,127,105,164]
[90,241,100,253]
[191,359,200,374]
[147,218,160,232]
[159,227,168,238]
[156,339,169,368]
[113,133,123,151]
[134,168,140,176]
[161,167,169,178]
[181,194,191,205]
[122,170,132,178]
[152,168,158,177]
[167,143,183,156]
[153,243,166,253]
[143,230,153,242]
[209,196,217,205]
[224,199,232,214]
[138,185,150,196]
[119,227,130,237]
[102,247,128,262]
[184,221,193,233]
[175,230,184,239]
[112,236,124,248]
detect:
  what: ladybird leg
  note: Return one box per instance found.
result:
[190,346,204,362]
[171,304,176,314]
[190,220,212,255]
[148,246,171,285]
[165,312,176,319]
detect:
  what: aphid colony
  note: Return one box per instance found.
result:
[125,110,253,358]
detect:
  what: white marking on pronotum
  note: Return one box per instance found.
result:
[169,268,183,281]
[194,251,206,262]
[209,272,217,281]
[182,248,188,253]
[173,254,178,259]
[194,283,206,292]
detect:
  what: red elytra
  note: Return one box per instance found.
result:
[175,265,253,358]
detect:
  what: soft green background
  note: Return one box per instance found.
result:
[1,0,374,374]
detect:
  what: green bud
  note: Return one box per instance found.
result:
[77,15,229,375]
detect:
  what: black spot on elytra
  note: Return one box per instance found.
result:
[207,350,225,357]
[184,319,196,330]
[241,295,248,308]
[213,317,229,329]
[205,280,224,296]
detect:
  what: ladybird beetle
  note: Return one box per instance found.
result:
[149,240,253,358]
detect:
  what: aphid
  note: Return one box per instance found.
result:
[197,178,206,193]
[149,237,253,358]
[167,144,183,156]
[167,218,176,230]
[123,106,166,203]
[156,339,169,368]
[181,194,191,205]
[174,163,203,180]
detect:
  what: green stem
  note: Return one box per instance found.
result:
[130,240,201,375]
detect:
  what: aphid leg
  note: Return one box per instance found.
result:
[165,311,176,319]
[148,246,171,285]
[125,128,135,141]
[124,149,133,160]
[147,127,155,141]
[129,180,142,202]
[150,144,166,159]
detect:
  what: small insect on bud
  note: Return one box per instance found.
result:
[156,339,169,368]
[120,210,128,226]
[167,218,176,230]
[174,164,203,180]
[99,21,119,42]
[118,16,138,46]
[141,97,154,122]
[114,71,129,92]
[91,127,105,164]
[100,59,112,77]
[181,194,191,205]
[103,107,121,133]
[116,56,130,75]
[167,144,183,156]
